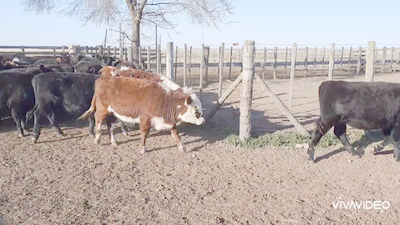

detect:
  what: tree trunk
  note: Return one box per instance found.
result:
[131,19,140,69]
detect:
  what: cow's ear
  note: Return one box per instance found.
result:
[186,96,193,105]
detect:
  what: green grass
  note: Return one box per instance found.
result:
[226,132,341,149]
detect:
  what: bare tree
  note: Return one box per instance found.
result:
[22,0,234,67]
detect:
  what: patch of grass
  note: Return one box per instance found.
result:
[226,132,341,149]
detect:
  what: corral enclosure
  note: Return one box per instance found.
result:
[1,42,400,224]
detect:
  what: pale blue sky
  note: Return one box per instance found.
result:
[1,0,399,48]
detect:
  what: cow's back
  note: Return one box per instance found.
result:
[33,72,100,117]
[319,81,400,130]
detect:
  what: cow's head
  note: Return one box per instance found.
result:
[178,93,205,125]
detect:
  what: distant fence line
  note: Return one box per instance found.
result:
[1,42,400,84]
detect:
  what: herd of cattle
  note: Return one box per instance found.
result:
[0,53,204,152]
[1,52,400,162]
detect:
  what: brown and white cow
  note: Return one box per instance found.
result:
[78,76,204,153]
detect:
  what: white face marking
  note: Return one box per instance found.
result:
[178,93,205,125]
[120,66,130,70]
[177,105,182,109]
[107,106,140,123]
[151,117,174,130]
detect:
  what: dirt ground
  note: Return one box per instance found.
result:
[1,70,400,224]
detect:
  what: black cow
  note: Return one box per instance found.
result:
[0,65,57,137]
[308,80,400,162]
[26,72,102,143]
[74,57,103,74]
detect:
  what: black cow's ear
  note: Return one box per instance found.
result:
[186,96,193,105]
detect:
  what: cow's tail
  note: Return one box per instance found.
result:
[26,104,37,124]
[77,94,96,120]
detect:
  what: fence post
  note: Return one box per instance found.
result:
[356,46,362,75]
[174,46,178,81]
[381,46,387,74]
[147,46,151,71]
[157,44,161,74]
[390,47,394,72]
[166,42,174,80]
[229,46,233,80]
[289,42,297,110]
[321,47,325,75]
[262,47,267,79]
[113,47,117,58]
[304,47,308,77]
[365,41,376,82]
[107,46,111,56]
[273,46,278,79]
[240,40,255,141]
[100,46,105,56]
[183,44,187,87]
[200,44,205,94]
[219,42,225,97]
[328,43,335,80]
[188,46,192,84]
[347,47,352,74]
[284,47,288,79]
[313,47,317,76]
[339,46,344,75]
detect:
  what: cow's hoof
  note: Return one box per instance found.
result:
[178,144,186,152]
[94,139,100,145]
[59,132,67,137]
[18,134,25,138]
[374,146,383,153]
[111,141,118,147]
[307,156,316,163]
[123,132,129,137]
[141,147,147,154]
[31,137,38,144]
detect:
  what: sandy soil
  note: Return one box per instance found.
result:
[1,70,400,224]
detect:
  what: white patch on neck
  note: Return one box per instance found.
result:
[151,117,173,130]
[107,106,140,123]
[159,76,181,94]
[111,69,117,76]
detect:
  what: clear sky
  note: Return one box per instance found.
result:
[1,0,400,48]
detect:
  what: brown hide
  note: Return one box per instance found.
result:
[94,76,190,125]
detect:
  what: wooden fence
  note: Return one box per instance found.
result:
[1,43,400,85]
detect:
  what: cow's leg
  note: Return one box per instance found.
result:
[170,127,185,152]
[46,111,66,136]
[307,118,333,161]
[334,123,360,157]
[32,109,44,143]
[94,111,108,145]
[106,118,118,146]
[139,120,151,153]
[374,128,392,153]
[10,108,24,137]
[88,114,95,137]
[390,126,400,161]
[122,122,130,137]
